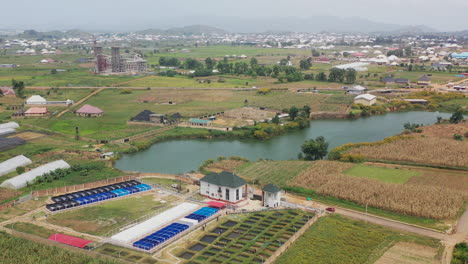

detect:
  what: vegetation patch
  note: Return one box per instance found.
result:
[0,231,117,264]
[344,164,420,184]
[235,160,313,186]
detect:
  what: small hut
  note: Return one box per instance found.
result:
[262,184,281,208]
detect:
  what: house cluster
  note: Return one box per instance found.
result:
[130,109,182,125]
[26,95,74,106]
[199,171,282,207]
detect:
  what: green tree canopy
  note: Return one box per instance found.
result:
[300,136,329,161]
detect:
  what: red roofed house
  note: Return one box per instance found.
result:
[0,87,15,97]
[24,107,49,117]
[75,104,104,117]
[351,52,366,58]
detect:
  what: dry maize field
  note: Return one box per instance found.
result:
[292,161,468,219]
[345,136,468,168]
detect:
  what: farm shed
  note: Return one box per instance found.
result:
[188,118,211,127]
[200,171,247,203]
[0,128,16,137]
[75,104,104,117]
[0,155,32,177]
[111,202,199,244]
[0,160,70,190]
[48,234,92,248]
[0,122,19,130]
[131,110,155,122]
[344,85,367,95]
[24,107,49,117]
[354,94,377,106]
[26,95,47,105]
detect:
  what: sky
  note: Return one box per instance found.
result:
[2,0,468,32]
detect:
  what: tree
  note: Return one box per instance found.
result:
[250,57,258,68]
[289,106,299,120]
[449,108,464,124]
[302,105,311,117]
[184,58,203,69]
[299,136,329,161]
[345,69,357,84]
[205,57,216,69]
[299,59,311,70]
[12,79,25,98]
[272,115,280,124]
[279,58,289,66]
[317,72,327,81]
[328,68,345,83]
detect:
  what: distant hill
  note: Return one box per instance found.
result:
[17,29,92,39]
[379,25,437,35]
[137,25,227,35]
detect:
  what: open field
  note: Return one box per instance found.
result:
[291,161,468,220]
[235,160,313,186]
[276,215,440,264]
[174,209,314,264]
[47,193,176,236]
[140,177,188,190]
[344,164,420,184]
[0,231,118,264]
[15,88,351,140]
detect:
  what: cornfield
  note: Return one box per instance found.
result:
[292,161,467,219]
[346,137,468,168]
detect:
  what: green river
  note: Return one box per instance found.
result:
[115,111,453,174]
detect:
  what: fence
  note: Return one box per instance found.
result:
[264,214,320,264]
[31,175,136,197]
[0,193,32,211]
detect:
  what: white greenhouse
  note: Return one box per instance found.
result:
[0,128,16,136]
[0,122,19,130]
[111,202,199,244]
[0,160,70,190]
[0,155,32,177]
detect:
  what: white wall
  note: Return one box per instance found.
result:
[264,191,281,208]
[200,181,244,203]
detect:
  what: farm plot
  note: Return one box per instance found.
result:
[375,242,439,264]
[179,209,314,264]
[235,160,313,186]
[95,243,157,264]
[344,164,420,184]
[47,194,178,236]
[276,215,440,264]
[343,123,468,169]
[291,161,468,220]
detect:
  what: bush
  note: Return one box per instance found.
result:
[454,134,464,141]
[120,89,132,94]
[16,166,25,174]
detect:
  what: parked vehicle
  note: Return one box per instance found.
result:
[325,207,335,213]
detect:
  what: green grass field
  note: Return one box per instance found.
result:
[344,164,421,184]
[5,222,55,239]
[276,215,440,264]
[47,194,172,236]
[235,160,313,186]
[0,231,118,264]
[17,88,351,140]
